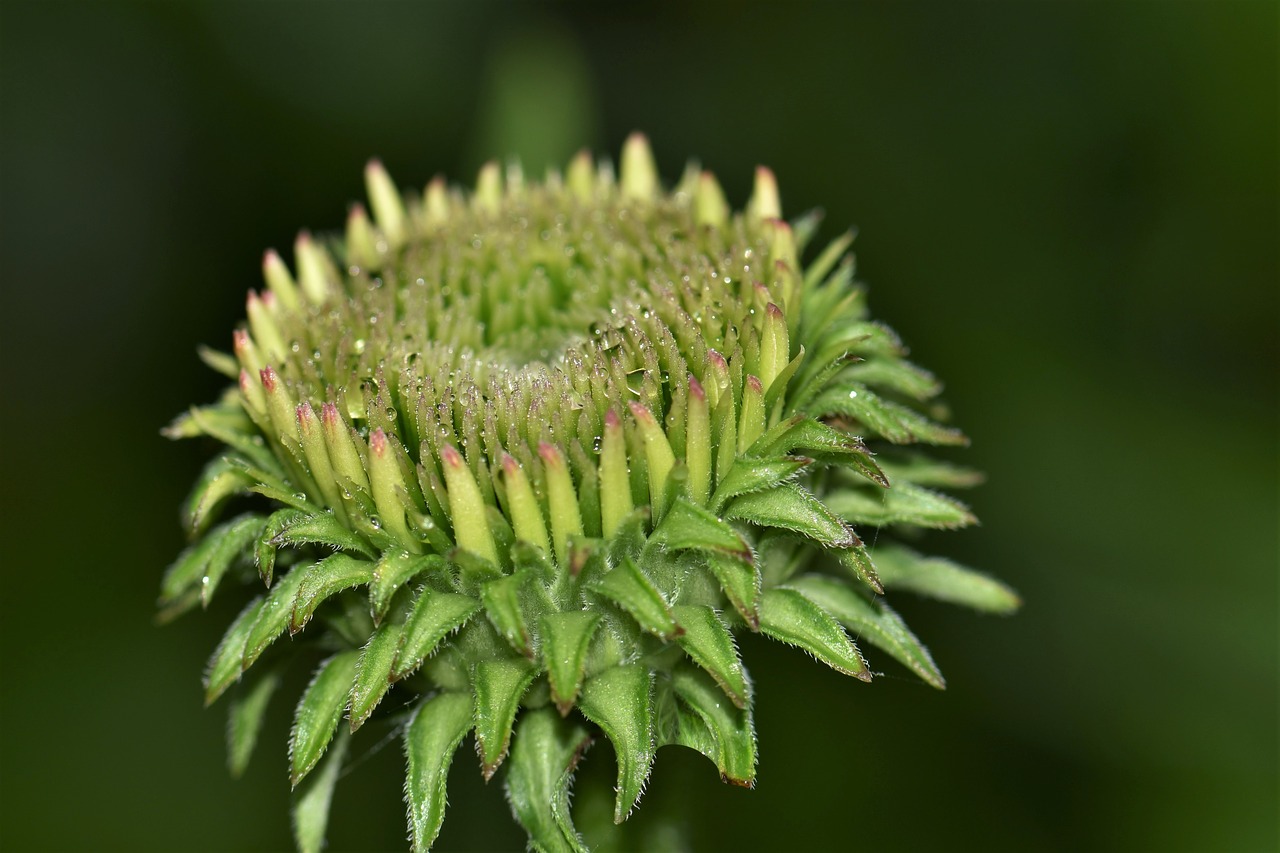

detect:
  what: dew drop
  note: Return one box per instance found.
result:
[848,390,859,399]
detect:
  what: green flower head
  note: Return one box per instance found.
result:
[161,134,1018,852]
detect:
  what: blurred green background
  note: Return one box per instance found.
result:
[1,2,1275,851]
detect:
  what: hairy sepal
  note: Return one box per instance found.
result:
[870,545,1021,613]
[789,574,945,689]
[758,587,869,680]
[290,650,358,786]
[505,709,593,853]
[404,692,474,853]
[577,664,655,823]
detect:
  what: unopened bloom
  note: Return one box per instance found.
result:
[162,135,1017,852]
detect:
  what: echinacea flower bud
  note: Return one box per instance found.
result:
[162,138,1019,853]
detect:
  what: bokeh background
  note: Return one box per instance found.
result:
[2,2,1275,851]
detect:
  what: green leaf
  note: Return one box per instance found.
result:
[844,357,941,401]
[290,650,359,786]
[604,507,651,567]
[255,508,310,586]
[227,669,281,777]
[725,483,856,549]
[452,548,504,591]
[393,590,482,681]
[480,570,534,657]
[589,556,681,640]
[293,727,350,853]
[205,596,266,705]
[877,455,985,489]
[348,618,404,731]
[242,563,312,671]
[758,587,869,680]
[404,692,473,853]
[665,694,719,770]
[672,605,749,708]
[184,456,253,534]
[826,482,976,529]
[473,658,538,778]
[225,456,321,512]
[161,513,259,604]
[670,665,756,787]
[201,514,268,607]
[505,709,592,853]
[705,553,761,630]
[577,664,654,823]
[540,611,602,714]
[176,403,282,473]
[648,496,752,562]
[837,544,884,594]
[273,510,376,558]
[870,545,1021,613]
[709,456,812,512]
[371,552,445,623]
[811,383,966,446]
[788,574,946,689]
[752,416,887,487]
[289,554,375,634]
[197,343,239,378]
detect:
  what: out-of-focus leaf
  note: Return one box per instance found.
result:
[844,357,941,401]
[758,587,869,680]
[589,556,680,640]
[473,658,537,778]
[877,455,985,489]
[393,590,481,680]
[289,651,358,786]
[726,483,856,548]
[577,664,654,823]
[540,611,602,714]
[228,669,281,777]
[348,618,404,731]
[505,709,592,853]
[289,554,375,634]
[184,456,253,534]
[201,514,268,606]
[292,727,350,853]
[672,605,749,708]
[161,513,259,604]
[205,596,265,705]
[826,482,976,529]
[788,574,946,689]
[404,692,473,853]
[871,545,1021,613]
[196,344,239,379]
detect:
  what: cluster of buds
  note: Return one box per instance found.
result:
[162,135,1017,852]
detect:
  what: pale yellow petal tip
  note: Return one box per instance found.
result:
[750,166,781,220]
[620,132,658,200]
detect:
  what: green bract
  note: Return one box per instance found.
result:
[162,135,1018,852]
